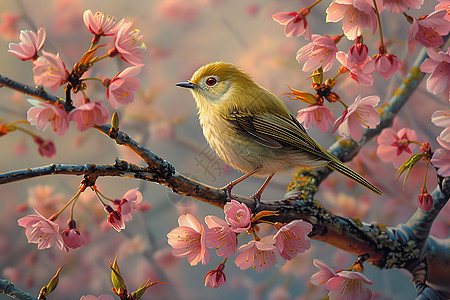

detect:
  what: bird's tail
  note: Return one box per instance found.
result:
[327,160,382,195]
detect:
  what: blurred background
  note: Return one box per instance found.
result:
[0,0,447,299]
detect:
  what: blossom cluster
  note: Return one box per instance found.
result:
[17,188,143,251]
[275,0,449,88]
[375,107,450,211]
[273,0,450,140]
[290,90,381,142]
[17,211,82,252]
[167,200,313,288]
[104,188,143,232]
[8,9,146,136]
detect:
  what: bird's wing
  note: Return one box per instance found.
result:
[222,111,383,194]
[222,111,332,162]
[222,111,283,148]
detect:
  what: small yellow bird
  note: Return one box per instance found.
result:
[177,62,382,202]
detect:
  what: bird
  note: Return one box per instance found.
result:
[176,62,382,204]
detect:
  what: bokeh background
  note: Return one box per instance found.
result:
[0,0,447,299]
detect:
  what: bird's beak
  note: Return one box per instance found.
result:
[176,81,196,89]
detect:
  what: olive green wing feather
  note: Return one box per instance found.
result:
[222,111,332,161]
[221,111,284,149]
[222,111,382,195]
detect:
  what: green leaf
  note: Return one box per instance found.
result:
[396,153,424,189]
[109,254,126,292]
[38,265,64,299]
[130,278,167,300]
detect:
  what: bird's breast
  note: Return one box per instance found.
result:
[198,112,297,176]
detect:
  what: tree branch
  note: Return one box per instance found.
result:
[0,279,38,300]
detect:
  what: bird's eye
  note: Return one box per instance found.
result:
[206,77,217,86]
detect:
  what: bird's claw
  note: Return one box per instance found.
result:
[222,183,235,201]
[251,192,262,210]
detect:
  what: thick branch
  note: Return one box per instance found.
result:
[0,279,38,300]
[0,160,232,209]
[1,161,448,284]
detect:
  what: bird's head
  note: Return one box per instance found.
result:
[176,62,255,106]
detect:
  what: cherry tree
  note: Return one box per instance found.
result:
[0,0,448,299]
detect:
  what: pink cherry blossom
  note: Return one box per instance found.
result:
[80,295,115,300]
[417,188,433,212]
[437,128,450,150]
[61,219,84,250]
[83,9,124,36]
[17,211,67,251]
[436,1,450,21]
[297,104,335,133]
[116,188,143,222]
[273,220,312,260]
[336,43,374,86]
[8,25,46,61]
[235,236,277,273]
[384,0,423,13]
[32,51,69,93]
[27,99,69,136]
[326,0,377,40]
[272,9,311,40]
[420,47,450,95]
[376,128,417,168]
[364,48,402,80]
[332,95,380,142]
[0,13,19,40]
[204,215,237,258]
[104,205,125,232]
[224,200,252,233]
[326,270,373,300]
[407,10,450,55]
[204,263,226,288]
[431,148,450,176]
[167,214,209,266]
[296,34,340,72]
[111,21,146,66]
[431,109,450,127]
[105,66,141,109]
[68,101,109,132]
[34,137,56,158]
[310,259,337,287]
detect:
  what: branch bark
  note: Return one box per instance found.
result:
[0,279,38,300]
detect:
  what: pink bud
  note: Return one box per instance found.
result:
[61,219,84,250]
[417,192,433,212]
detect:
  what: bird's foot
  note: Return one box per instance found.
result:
[222,183,235,201]
[251,192,262,210]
